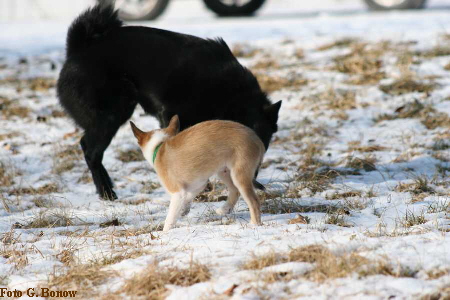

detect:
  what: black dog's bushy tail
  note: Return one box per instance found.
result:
[253,162,266,191]
[66,3,122,57]
[253,179,266,191]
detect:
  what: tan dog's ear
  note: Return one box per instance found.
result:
[166,115,180,136]
[130,121,146,145]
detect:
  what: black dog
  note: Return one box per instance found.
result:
[57,3,282,200]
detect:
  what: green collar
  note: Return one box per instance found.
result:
[152,143,162,164]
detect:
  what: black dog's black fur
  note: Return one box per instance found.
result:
[57,3,282,200]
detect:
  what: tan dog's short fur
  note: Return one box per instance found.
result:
[130,115,265,231]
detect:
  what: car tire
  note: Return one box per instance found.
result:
[203,0,267,17]
[364,0,426,10]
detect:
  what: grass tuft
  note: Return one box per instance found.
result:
[231,43,260,58]
[24,209,79,229]
[242,244,416,282]
[45,263,117,298]
[117,148,144,163]
[0,161,14,188]
[375,100,450,129]
[379,78,436,96]
[121,261,211,300]
[344,156,377,172]
[52,144,83,175]
[10,183,60,196]
[402,210,427,227]
[317,38,359,51]
[332,42,387,85]
[254,73,308,93]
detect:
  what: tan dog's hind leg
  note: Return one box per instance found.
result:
[216,168,240,215]
[231,169,262,225]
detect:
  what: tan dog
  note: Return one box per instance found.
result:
[130,115,265,231]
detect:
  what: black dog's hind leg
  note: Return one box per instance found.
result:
[80,76,138,200]
[81,125,119,200]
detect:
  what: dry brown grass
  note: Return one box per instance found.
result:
[325,206,351,225]
[288,214,310,224]
[140,181,161,194]
[420,285,450,300]
[94,250,152,267]
[24,209,79,229]
[326,190,362,200]
[421,110,450,130]
[317,38,359,51]
[32,196,56,208]
[1,247,29,270]
[294,48,305,59]
[254,73,308,93]
[325,211,352,227]
[427,200,450,214]
[324,89,356,110]
[260,181,345,214]
[0,161,14,188]
[242,251,282,270]
[401,210,427,227]
[99,218,121,228]
[332,42,387,85]
[231,43,261,58]
[28,77,56,91]
[261,199,342,215]
[1,102,31,119]
[78,170,93,184]
[9,182,60,196]
[0,77,56,92]
[294,167,361,196]
[252,58,280,70]
[0,131,20,141]
[379,78,436,96]
[117,148,144,163]
[121,261,211,300]
[45,263,118,299]
[300,88,356,111]
[275,121,329,147]
[395,177,435,195]
[344,156,377,172]
[194,180,228,203]
[52,144,83,175]
[432,139,450,151]
[444,61,450,71]
[426,268,450,280]
[375,100,450,130]
[416,45,450,58]
[113,223,164,237]
[242,245,415,283]
[348,141,388,153]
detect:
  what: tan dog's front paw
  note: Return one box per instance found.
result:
[163,223,173,231]
[216,206,232,215]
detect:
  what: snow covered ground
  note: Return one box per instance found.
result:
[0,1,449,299]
